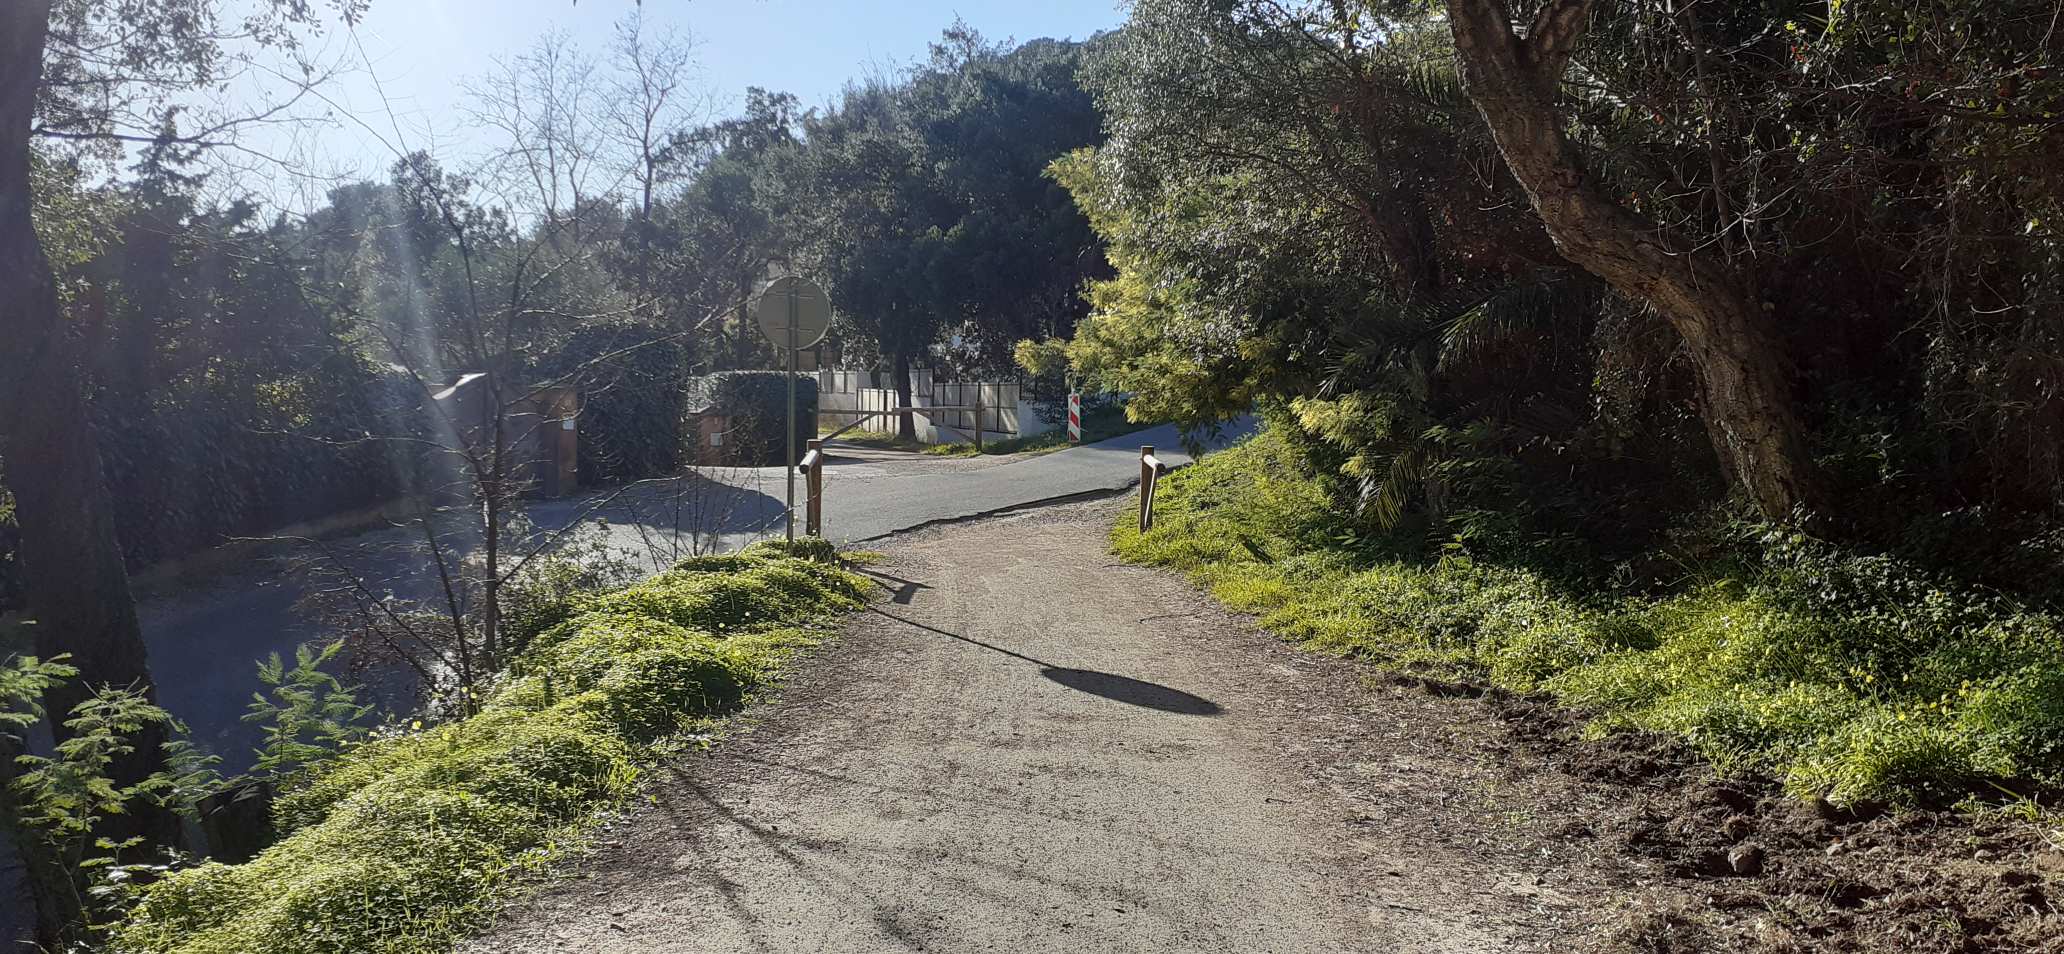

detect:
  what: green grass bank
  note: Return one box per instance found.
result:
[1114,426,2064,808]
[111,541,869,954]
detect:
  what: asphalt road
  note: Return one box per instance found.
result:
[779,420,1249,544]
[138,420,1252,773]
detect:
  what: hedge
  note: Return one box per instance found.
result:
[687,371,819,466]
[531,325,694,485]
[0,362,436,612]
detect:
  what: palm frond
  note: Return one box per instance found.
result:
[1362,440,1429,530]
[1400,60,1469,112]
[1437,276,1574,373]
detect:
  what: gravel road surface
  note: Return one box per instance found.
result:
[467,500,1592,953]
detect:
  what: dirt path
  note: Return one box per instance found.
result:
[467,499,1630,953]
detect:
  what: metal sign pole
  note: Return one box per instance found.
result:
[752,273,829,546]
[784,282,798,543]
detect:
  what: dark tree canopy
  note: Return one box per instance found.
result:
[1062,0,2064,573]
[757,28,1108,434]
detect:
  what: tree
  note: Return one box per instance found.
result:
[765,29,1107,437]
[1444,0,1820,521]
[771,80,955,438]
[1061,1,1612,531]
[606,10,705,319]
[0,10,144,784]
[287,21,746,704]
[2,3,360,858]
[903,31,1109,372]
[656,87,800,372]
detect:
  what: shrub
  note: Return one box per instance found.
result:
[119,788,557,954]
[581,569,845,636]
[270,711,632,837]
[687,371,819,466]
[498,545,642,658]
[743,537,841,563]
[113,552,870,954]
[534,325,693,483]
[520,613,707,683]
[582,645,755,741]
[670,554,770,575]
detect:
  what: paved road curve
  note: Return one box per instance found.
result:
[138,421,1252,771]
[785,419,1252,544]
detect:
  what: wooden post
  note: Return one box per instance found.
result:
[973,386,984,454]
[199,779,277,863]
[805,438,823,536]
[1139,444,1155,533]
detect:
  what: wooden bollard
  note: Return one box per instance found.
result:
[1140,445,1156,533]
[805,438,824,536]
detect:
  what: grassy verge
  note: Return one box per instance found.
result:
[111,540,869,954]
[1115,425,2064,808]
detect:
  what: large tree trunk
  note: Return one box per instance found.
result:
[0,0,176,846]
[1446,0,1820,520]
[891,351,916,442]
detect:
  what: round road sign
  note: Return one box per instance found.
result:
[753,275,832,350]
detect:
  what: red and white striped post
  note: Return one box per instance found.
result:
[1067,391,1082,444]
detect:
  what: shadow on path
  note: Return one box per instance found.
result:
[1038,667,1220,716]
[864,606,1221,717]
[853,567,931,605]
[665,770,928,951]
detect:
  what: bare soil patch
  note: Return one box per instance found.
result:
[1478,691,2063,953]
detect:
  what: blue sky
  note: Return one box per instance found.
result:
[234,0,1126,210]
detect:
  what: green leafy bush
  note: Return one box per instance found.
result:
[1119,424,2064,806]
[2,656,222,949]
[112,551,869,954]
[582,645,754,741]
[497,545,642,659]
[533,326,694,484]
[743,537,842,563]
[687,371,819,466]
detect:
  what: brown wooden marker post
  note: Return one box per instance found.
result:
[1139,444,1155,533]
[805,438,824,536]
[973,386,984,454]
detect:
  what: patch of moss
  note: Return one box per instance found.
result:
[1117,424,2064,807]
[114,553,870,954]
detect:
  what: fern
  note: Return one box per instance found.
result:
[243,640,375,781]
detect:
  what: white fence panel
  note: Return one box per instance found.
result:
[814,370,1046,444]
